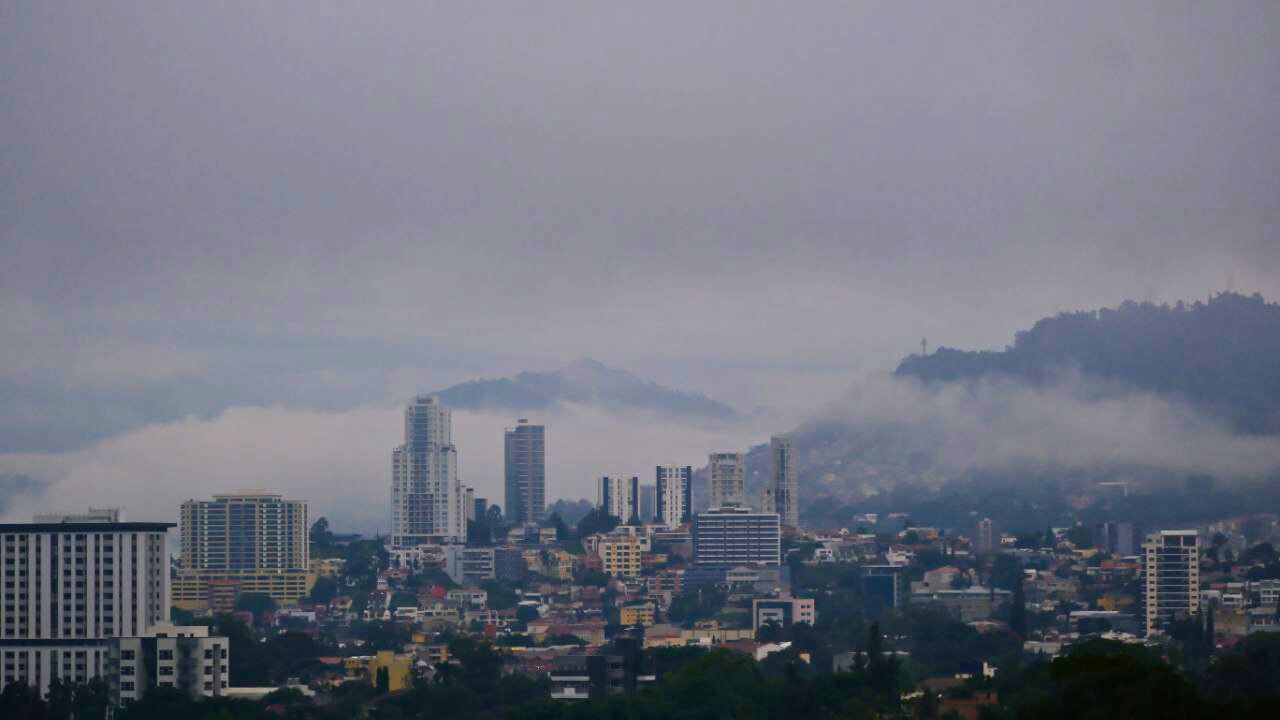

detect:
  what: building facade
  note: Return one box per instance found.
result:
[1142,530,1201,636]
[637,485,657,525]
[504,420,545,527]
[0,512,173,696]
[655,465,692,529]
[392,396,464,546]
[708,453,745,509]
[173,492,310,610]
[108,624,230,704]
[862,565,908,609]
[975,518,999,555]
[597,537,642,578]
[752,597,816,631]
[599,476,639,522]
[691,507,781,566]
[768,436,799,528]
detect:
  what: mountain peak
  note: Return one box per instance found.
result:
[433,360,739,421]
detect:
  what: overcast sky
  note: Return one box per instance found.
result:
[3,2,1280,459]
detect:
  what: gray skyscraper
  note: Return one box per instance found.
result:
[392,396,464,547]
[504,419,545,526]
[769,435,799,528]
[656,465,693,528]
[708,452,745,509]
[638,484,657,524]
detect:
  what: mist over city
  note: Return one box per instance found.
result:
[3,3,1280,718]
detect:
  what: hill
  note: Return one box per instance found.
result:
[434,358,739,421]
[895,292,1280,434]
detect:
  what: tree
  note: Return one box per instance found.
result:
[309,576,338,605]
[310,516,334,546]
[376,665,391,694]
[1009,576,1028,638]
[235,592,277,617]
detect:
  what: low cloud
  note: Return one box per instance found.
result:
[0,402,773,532]
[811,373,1280,481]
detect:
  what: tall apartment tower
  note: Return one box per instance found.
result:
[638,485,657,524]
[769,435,799,528]
[504,419,546,526]
[599,476,640,522]
[392,396,464,547]
[1142,530,1201,636]
[708,452,745,509]
[173,492,310,609]
[975,518,999,554]
[655,465,693,528]
[0,510,173,696]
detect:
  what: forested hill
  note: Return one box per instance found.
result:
[895,292,1280,434]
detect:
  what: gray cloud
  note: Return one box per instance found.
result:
[2,2,1279,451]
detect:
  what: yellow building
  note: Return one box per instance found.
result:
[598,537,642,578]
[345,650,413,692]
[173,568,314,610]
[620,603,655,627]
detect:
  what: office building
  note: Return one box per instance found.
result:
[1095,522,1143,557]
[975,518,999,554]
[638,485,657,524]
[768,436,799,528]
[442,546,525,585]
[655,465,693,529]
[752,597,816,631]
[504,420,545,527]
[173,492,310,610]
[599,476,639,522]
[473,497,489,523]
[392,396,464,546]
[108,624,230,704]
[549,635,652,701]
[0,511,173,696]
[708,453,745,509]
[862,565,908,609]
[1142,530,1201,636]
[692,507,781,566]
[911,586,1011,622]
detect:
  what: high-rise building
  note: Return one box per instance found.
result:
[109,624,230,703]
[173,492,310,609]
[975,518,999,554]
[473,497,489,523]
[0,510,173,696]
[599,476,639,521]
[692,506,781,566]
[392,396,464,547]
[708,452,745,509]
[504,419,545,527]
[768,436,799,528]
[655,465,693,528]
[464,487,477,523]
[1142,530,1200,636]
[1095,522,1143,557]
[638,485,657,523]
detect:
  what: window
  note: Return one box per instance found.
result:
[158,650,173,660]
[121,650,135,660]
[121,681,134,692]
[120,666,134,676]
[158,666,173,676]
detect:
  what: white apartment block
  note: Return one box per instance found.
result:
[599,476,639,521]
[174,492,310,609]
[1143,530,1201,636]
[392,396,464,546]
[0,511,172,696]
[109,624,230,703]
[655,465,693,529]
[708,452,745,509]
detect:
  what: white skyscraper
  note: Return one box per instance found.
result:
[1142,529,1201,636]
[769,435,799,528]
[656,465,693,528]
[708,452,745,509]
[0,510,173,696]
[392,396,464,547]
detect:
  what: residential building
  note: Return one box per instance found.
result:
[599,476,639,522]
[619,603,656,627]
[655,465,693,529]
[343,650,413,692]
[108,624,230,704]
[1142,530,1201,636]
[768,436,799,528]
[504,420,545,527]
[862,565,908,609]
[173,492,311,610]
[0,511,173,696]
[911,586,1011,623]
[549,635,653,701]
[708,453,745,509]
[692,507,781,567]
[392,396,464,547]
[597,536,643,578]
[443,546,525,585]
[464,487,477,522]
[975,518,999,555]
[752,597,816,631]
